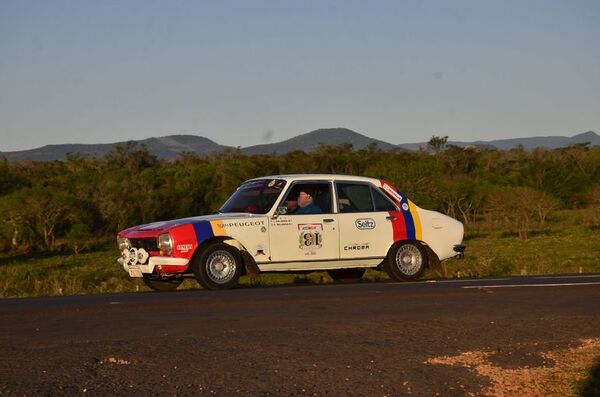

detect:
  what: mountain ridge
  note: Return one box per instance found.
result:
[398,131,600,151]
[1,129,598,161]
[241,128,398,155]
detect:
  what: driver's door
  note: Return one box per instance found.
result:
[267,182,339,267]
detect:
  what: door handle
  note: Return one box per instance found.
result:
[323,218,335,223]
[386,215,396,221]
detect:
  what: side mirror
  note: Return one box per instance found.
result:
[272,205,288,218]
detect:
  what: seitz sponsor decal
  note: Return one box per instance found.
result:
[344,243,370,251]
[355,218,376,230]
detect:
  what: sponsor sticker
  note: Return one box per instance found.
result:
[254,243,267,256]
[215,220,265,229]
[176,243,194,253]
[382,183,403,202]
[355,218,376,230]
[298,223,323,254]
[271,217,292,227]
[343,243,370,251]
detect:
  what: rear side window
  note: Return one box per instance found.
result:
[372,187,398,211]
[336,183,373,213]
[336,182,398,213]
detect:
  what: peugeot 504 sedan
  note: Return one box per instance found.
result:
[117,174,465,291]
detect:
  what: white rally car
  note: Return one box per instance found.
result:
[117,174,465,291]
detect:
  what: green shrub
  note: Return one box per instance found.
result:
[66,223,91,254]
[488,257,514,276]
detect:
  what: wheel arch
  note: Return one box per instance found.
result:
[191,236,259,276]
[386,239,440,269]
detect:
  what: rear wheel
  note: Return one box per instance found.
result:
[143,276,183,292]
[384,241,428,281]
[193,243,242,290]
[328,268,366,282]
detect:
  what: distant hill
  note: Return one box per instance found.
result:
[1,129,597,161]
[242,128,398,155]
[398,131,600,151]
[0,135,231,161]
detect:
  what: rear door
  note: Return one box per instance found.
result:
[335,181,398,259]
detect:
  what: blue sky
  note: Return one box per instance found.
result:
[1,0,599,151]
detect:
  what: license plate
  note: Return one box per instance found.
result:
[128,266,143,278]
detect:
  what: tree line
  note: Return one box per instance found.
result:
[1,140,599,252]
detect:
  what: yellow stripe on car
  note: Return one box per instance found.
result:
[408,200,423,241]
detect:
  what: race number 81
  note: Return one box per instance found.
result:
[299,231,322,249]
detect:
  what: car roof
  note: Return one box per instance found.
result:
[247,174,382,184]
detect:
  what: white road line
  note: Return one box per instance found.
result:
[382,278,511,285]
[462,282,600,289]
[532,275,600,279]
[435,278,510,283]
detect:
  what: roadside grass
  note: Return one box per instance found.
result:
[0,251,147,297]
[1,209,598,298]
[576,357,600,397]
[441,208,600,278]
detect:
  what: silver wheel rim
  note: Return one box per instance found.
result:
[395,244,423,276]
[206,250,237,284]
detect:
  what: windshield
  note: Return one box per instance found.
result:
[219,179,287,214]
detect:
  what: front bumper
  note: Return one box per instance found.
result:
[118,248,189,277]
[453,244,466,259]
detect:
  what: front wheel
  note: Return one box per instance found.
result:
[193,243,242,290]
[143,276,183,292]
[384,241,428,281]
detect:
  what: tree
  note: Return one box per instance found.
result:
[485,186,558,239]
[427,135,448,153]
[66,223,91,254]
[440,178,491,224]
[0,187,71,250]
[0,158,25,197]
[96,144,161,230]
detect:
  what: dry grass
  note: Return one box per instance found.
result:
[426,338,600,397]
[440,208,600,278]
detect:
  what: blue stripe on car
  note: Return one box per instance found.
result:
[192,221,214,245]
[400,196,416,240]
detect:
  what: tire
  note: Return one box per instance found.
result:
[143,276,183,292]
[384,241,428,281]
[328,268,366,282]
[193,243,242,290]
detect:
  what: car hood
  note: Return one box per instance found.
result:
[118,213,257,238]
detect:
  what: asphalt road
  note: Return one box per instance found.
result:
[1,275,599,396]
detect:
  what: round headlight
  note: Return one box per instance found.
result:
[117,237,131,251]
[157,233,173,255]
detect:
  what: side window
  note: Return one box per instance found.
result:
[372,187,398,212]
[336,183,374,213]
[281,182,332,214]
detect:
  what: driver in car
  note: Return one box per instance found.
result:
[293,188,322,214]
